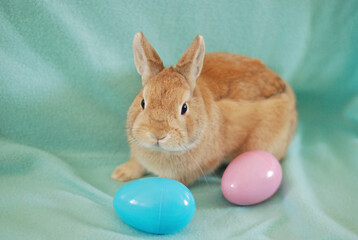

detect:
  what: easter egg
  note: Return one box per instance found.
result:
[221,150,282,205]
[113,177,195,234]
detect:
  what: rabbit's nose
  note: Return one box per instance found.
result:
[155,134,168,141]
[148,132,167,142]
[157,136,167,140]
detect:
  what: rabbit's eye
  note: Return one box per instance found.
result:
[141,99,145,109]
[181,103,188,115]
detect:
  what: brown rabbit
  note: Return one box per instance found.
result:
[111,32,297,186]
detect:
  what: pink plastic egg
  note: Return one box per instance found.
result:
[221,150,282,205]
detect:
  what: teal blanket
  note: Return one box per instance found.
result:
[1,1,357,239]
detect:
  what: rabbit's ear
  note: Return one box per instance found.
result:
[133,32,164,85]
[176,35,205,90]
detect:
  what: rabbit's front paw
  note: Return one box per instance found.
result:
[111,158,145,181]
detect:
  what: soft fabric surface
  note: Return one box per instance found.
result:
[1,1,357,239]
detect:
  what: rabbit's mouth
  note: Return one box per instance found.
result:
[135,139,186,152]
[130,128,204,153]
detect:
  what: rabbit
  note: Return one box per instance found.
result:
[111,32,297,186]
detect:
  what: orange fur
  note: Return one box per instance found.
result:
[111,33,297,186]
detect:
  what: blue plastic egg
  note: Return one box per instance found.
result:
[113,177,196,234]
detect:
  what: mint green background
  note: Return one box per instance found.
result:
[1,1,358,239]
